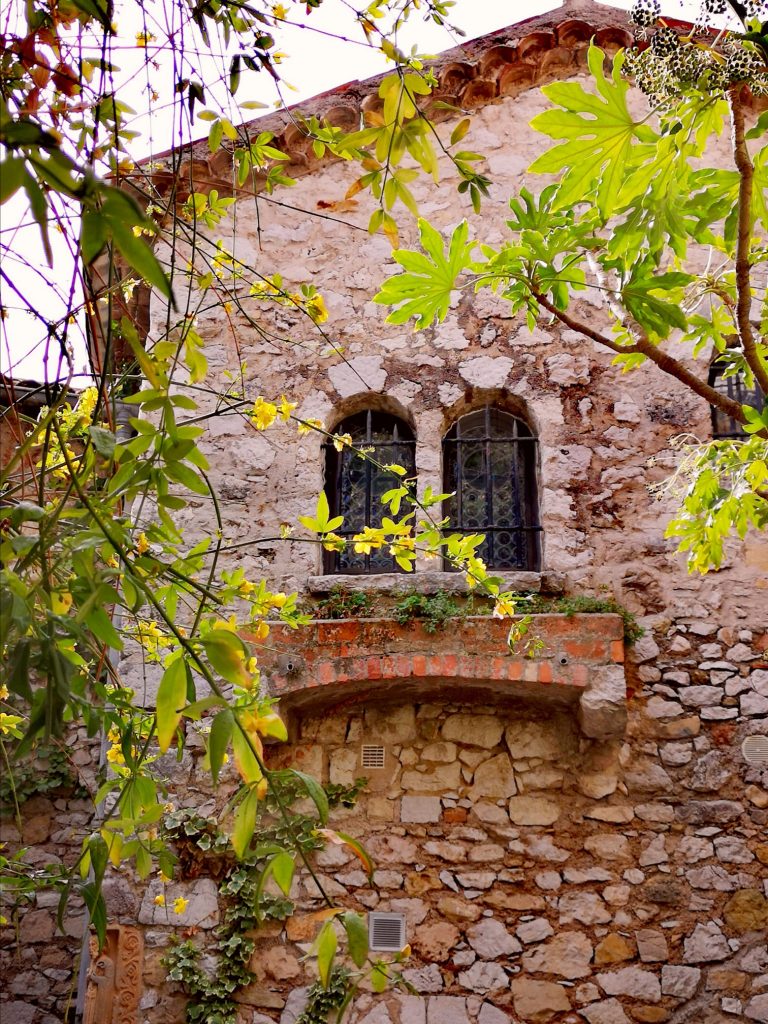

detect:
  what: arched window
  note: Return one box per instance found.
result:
[324,410,416,574]
[709,363,764,439]
[443,406,541,571]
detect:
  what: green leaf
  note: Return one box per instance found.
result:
[181,695,224,720]
[84,606,123,650]
[209,119,224,153]
[156,658,188,753]
[288,769,329,825]
[208,708,234,785]
[373,219,475,329]
[529,45,655,219]
[270,851,295,896]
[342,911,369,968]
[0,156,25,204]
[316,920,337,989]
[80,210,107,264]
[203,629,250,686]
[232,785,259,858]
[370,962,388,993]
[88,425,116,459]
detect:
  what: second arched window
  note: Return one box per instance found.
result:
[443,406,541,571]
[324,410,416,574]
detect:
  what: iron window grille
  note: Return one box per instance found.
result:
[709,364,764,439]
[323,410,416,574]
[443,406,541,571]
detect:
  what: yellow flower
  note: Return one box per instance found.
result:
[297,418,323,437]
[272,4,289,20]
[0,684,8,701]
[0,713,23,736]
[136,31,156,47]
[493,594,517,619]
[279,395,297,422]
[173,897,189,915]
[306,293,328,324]
[269,592,288,609]
[332,432,353,452]
[51,591,73,615]
[353,526,385,554]
[238,580,256,595]
[154,893,166,907]
[251,397,278,431]
[253,621,270,642]
[246,656,259,675]
[106,745,124,764]
[322,532,345,553]
[136,532,150,555]
[159,871,172,884]
[106,555,119,569]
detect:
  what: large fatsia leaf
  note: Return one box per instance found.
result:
[529,45,656,219]
[373,219,475,328]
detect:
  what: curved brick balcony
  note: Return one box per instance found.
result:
[255,614,627,740]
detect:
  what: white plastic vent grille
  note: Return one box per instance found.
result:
[742,735,768,766]
[369,912,406,952]
[361,745,385,770]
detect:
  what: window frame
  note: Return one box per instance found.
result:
[442,405,541,572]
[709,364,764,440]
[323,409,416,575]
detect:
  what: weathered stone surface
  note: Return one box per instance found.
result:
[401,764,462,792]
[401,796,442,823]
[329,355,387,397]
[636,929,668,963]
[138,879,219,928]
[403,964,443,994]
[559,891,611,926]
[596,968,661,1002]
[413,921,460,961]
[477,1004,511,1024]
[467,918,522,959]
[516,918,554,944]
[580,999,632,1024]
[511,978,570,1022]
[421,741,458,762]
[508,796,560,826]
[594,934,635,964]
[364,705,417,744]
[505,721,567,760]
[426,995,471,1024]
[723,889,768,933]
[457,961,509,994]
[675,801,743,825]
[683,923,731,963]
[745,994,768,1022]
[469,753,517,800]
[584,834,631,861]
[523,931,593,979]
[661,965,701,999]
[639,835,668,867]
[579,666,627,739]
[442,715,504,749]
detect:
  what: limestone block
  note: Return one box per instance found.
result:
[467,919,522,959]
[505,721,567,760]
[397,996,427,1024]
[426,996,471,1024]
[403,964,443,994]
[442,715,504,749]
[596,967,661,1002]
[580,999,632,1024]
[594,934,635,964]
[579,667,627,740]
[329,747,359,785]
[516,918,554,944]
[364,705,417,744]
[457,355,513,389]
[457,961,509,994]
[511,978,570,1022]
[412,921,459,962]
[558,890,611,926]
[584,835,631,861]
[401,763,462,792]
[635,929,668,963]
[328,356,387,397]
[745,995,768,1022]
[661,965,701,998]
[522,931,593,979]
[508,796,560,826]
[477,1004,511,1024]
[469,753,517,800]
[421,741,457,763]
[683,923,731,963]
[401,796,442,823]
[139,879,219,929]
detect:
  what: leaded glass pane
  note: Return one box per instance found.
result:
[443,406,540,570]
[324,411,416,574]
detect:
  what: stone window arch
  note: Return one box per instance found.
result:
[442,405,541,570]
[323,409,416,574]
[708,362,764,439]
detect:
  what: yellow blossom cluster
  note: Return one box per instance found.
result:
[250,395,296,431]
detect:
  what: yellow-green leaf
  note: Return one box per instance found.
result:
[156,657,188,752]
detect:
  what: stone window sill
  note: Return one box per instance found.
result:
[307,569,565,597]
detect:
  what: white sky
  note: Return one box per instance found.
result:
[0,0,721,382]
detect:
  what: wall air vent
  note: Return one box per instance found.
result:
[742,735,768,766]
[361,745,386,770]
[369,912,406,952]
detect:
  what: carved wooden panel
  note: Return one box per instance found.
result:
[84,925,143,1024]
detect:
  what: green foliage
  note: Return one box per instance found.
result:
[312,587,374,620]
[393,590,463,632]
[0,744,82,811]
[295,966,353,1024]
[522,594,644,646]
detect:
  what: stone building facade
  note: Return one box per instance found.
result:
[2,3,768,1024]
